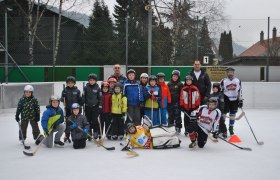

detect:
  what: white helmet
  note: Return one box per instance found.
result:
[140,73,149,79]
[24,85,34,92]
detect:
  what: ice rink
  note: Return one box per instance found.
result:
[1,107,279,180]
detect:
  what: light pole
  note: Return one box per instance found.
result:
[146,0,153,75]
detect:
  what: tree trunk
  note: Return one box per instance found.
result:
[53,0,63,65]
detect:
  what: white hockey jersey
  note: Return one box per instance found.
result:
[197,105,221,135]
[221,77,242,101]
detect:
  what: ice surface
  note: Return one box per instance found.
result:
[1,108,279,180]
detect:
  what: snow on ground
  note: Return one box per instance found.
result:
[1,108,280,180]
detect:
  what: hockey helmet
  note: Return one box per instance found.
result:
[212,83,221,92]
[71,103,80,109]
[126,122,137,134]
[108,77,117,83]
[49,95,60,105]
[207,97,218,110]
[140,73,149,79]
[149,75,157,83]
[127,69,136,75]
[185,75,193,81]
[88,73,98,81]
[66,76,76,84]
[24,85,34,92]
[157,72,165,78]
[172,70,180,77]
[101,81,109,88]
[114,82,122,88]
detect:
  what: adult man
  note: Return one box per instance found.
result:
[188,60,211,105]
[108,64,127,84]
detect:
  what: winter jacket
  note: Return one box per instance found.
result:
[69,114,89,140]
[111,92,127,114]
[188,68,211,99]
[209,92,225,113]
[16,95,40,121]
[61,86,82,109]
[168,80,183,105]
[123,80,144,106]
[157,82,171,109]
[82,83,102,108]
[102,92,112,113]
[108,74,127,84]
[41,105,64,132]
[144,85,161,109]
[180,85,200,111]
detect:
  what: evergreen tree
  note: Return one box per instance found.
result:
[218,31,233,62]
[198,18,214,64]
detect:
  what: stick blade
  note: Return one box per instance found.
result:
[241,147,252,151]
[258,141,264,145]
[105,146,115,151]
[23,150,34,156]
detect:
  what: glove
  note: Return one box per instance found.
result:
[149,88,155,94]
[70,122,78,129]
[15,115,20,122]
[238,99,243,108]
[212,131,219,139]
[44,128,49,136]
[82,128,89,135]
[190,111,198,122]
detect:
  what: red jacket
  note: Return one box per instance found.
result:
[102,93,112,113]
[180,85,200,111]
[158,82,171,108]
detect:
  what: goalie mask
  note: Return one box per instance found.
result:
[207,97,218,111]
[126,123,137,134]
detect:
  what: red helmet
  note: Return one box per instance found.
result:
[101,81,109,88]
[108,77,117,83]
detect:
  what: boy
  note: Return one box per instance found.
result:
[41,95,66,148]
[111,82,127,140]
[140,73,149,119]
[180,75,200,136]
[144,75,161,126]
[220,67,243,135]
[61,76,82,143]
[187,98,221,149]
[82,73,102,140]
[167,70,183,134]
[15,85,42,144]
[68,103,89,149]
[100,81,112,140]
[157,72,171,126]
[123,69,144,125]
[209,83,227,138]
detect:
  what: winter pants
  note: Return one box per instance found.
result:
[85,105,99,135]
[73,138,87,149]
[127,105,141,126]
[100,113,112,137]
[168,104,182,128]
[145,108,160,127]
[19,119,40,140]
[187,122,208,148]
[43,123,66,148]
[183,110,193,133]
[159,108,168,126]
[111,114,124,137]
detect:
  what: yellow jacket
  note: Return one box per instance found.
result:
[111,92,127,114]
[127,126,153,149]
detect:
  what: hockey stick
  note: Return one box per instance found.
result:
[223,112,245,120]
[241,108,264,145]
[97,116,104,143]
[68,119,115,151]
[18,121,31,150]
[217,136,252,151]
[120,140,139,157]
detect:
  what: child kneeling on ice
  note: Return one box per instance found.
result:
[123,116,180,150]
[68,103,89,149]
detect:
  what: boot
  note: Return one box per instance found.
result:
[64,133,71,143]
[93,132,99,140]
[112,135,118,140]
[222,132,228,138]
[176,128,181,135]
[189,141,197,148]
[54,141,64,147]
[229,125,234,136]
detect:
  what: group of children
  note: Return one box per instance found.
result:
[15,66,243,150]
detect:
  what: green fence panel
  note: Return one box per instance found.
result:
[152,66,193,79]
[3,66,45,82]
[46,67,73,82]
[76,67,101,81]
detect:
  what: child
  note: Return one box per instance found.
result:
[187,98,221,149]
[61,76,82,143]
[167,70,184,134]
[123,69,144,125]
[82,73,102,140]
[68,103,89,149]
[180,75,200,136]
[41,95,66,148]
[15,85,42,144]
[100,81,112,140]
[108,77,117,94]
[209,83,227,138]
[220,67,243,135]
[144,75,161,126]
[140,73,149,119]
[111,82,127,140]
[157,72,171,126]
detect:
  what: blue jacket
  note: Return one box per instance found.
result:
[41,105,64,132]
[123,80,144,106]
